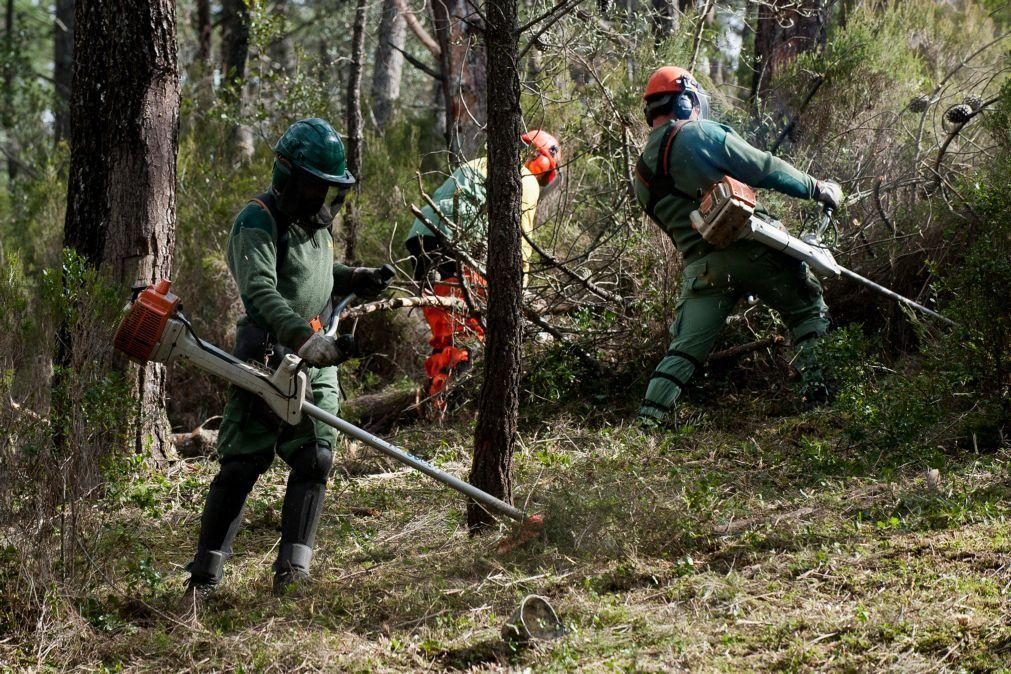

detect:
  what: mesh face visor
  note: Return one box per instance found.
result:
[686,79,711,121]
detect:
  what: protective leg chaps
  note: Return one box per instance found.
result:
[274,442,333,593]
[187,452,273,588]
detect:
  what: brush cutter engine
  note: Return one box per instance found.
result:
[687,183,952,324]
[115,280,308,423]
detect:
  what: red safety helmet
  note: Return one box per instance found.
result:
[521,129,561,187]
[642,66,709,124]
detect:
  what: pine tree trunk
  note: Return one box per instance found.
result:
[62,0,179,461]
[195,0,211,65]
[4,0,15,184]
[431,0,487,159]
[54,0,74,145]
[343,0,368,262]
[221,0,253,161]
[468,0,521,531]
[371,0,406,130]
[751,0,825,113]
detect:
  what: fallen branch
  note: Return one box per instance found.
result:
[340,294,467,319]
[709,335,785,363]
[520,228,624,306]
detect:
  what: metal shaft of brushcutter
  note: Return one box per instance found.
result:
[310,266,528,522]
[177,319,528,523]
[301,401,527,521]
[745,208,954,326]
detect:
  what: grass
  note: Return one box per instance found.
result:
[4,392,1011,672]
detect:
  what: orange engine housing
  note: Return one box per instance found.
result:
[113,279,180,364]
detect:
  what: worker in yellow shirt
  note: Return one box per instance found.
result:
[404,130,561,415]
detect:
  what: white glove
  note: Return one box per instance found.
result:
[296,332,342,367]
[814,180,843,210]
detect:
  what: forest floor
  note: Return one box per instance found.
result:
[6,381,1011,672]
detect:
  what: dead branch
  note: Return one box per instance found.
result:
[392,0,441,57]
[340,294,467,319]
[389,42,443,80]
[709,335,785,362]
[520,228,624,305]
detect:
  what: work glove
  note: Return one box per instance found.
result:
[351,265,395,299]
[814,180,843,210]
[297,332,345,367]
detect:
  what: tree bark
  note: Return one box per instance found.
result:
[4,0,15,184]
[54,0,74,145]
[431,0,486,159]
[371,0,406,130]
[468,0,521,531]
[195,0,211,66]
[751,0,825,113]
[344,0,368,262]
[220,0,253,161]
[62,0,179,461]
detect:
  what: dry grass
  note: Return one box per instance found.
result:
[3,398,1011,672]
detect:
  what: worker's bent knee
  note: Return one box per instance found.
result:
[215,452,274,489]
[288,443,333,483]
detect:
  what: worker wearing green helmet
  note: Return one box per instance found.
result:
[182,119,394,606]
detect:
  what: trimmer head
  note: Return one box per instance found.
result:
[113,279,179,364]
[496,514,545,554]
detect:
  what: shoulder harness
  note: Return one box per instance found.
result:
[635,120,696,221]
[248,192,291,273]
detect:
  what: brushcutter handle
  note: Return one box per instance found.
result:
[324,264,397,338]
[816,206,834,240]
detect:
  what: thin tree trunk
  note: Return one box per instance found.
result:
[371,0,406,130]
[751,0,825,115]
[61,0,179,461]
[221,0,253,161]
[54,0,74,146]
[195,0,211,65]
[344,0,368,262]
[431,0,486,159]
[4,0,15,184]
[468,0,521,531]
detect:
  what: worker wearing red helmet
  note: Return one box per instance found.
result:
[635,66,843,424]
[405,130,561,415]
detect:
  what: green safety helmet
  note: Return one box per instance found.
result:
[271,118,356,191]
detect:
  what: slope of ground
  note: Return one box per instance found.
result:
[5,396,1010,672]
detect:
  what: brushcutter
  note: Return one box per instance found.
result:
[690,176,954,325]
[112,273,543,538]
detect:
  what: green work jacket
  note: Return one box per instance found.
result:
[405,158,540,264]
[226,197,355,350]
[634,119,817,260]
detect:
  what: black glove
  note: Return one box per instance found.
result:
[351,264,395,299]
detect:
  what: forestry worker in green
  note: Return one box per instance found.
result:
[182,119,392,602]
[634,66,844,424]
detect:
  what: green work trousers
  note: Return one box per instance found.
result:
[216,365,341,459]
[640,240,830,420]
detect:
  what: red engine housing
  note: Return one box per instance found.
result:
[113,279,180,364]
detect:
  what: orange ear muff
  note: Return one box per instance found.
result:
[525,153,553,176]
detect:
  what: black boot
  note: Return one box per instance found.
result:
[185,453,273,594]
[274,443,332,595]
